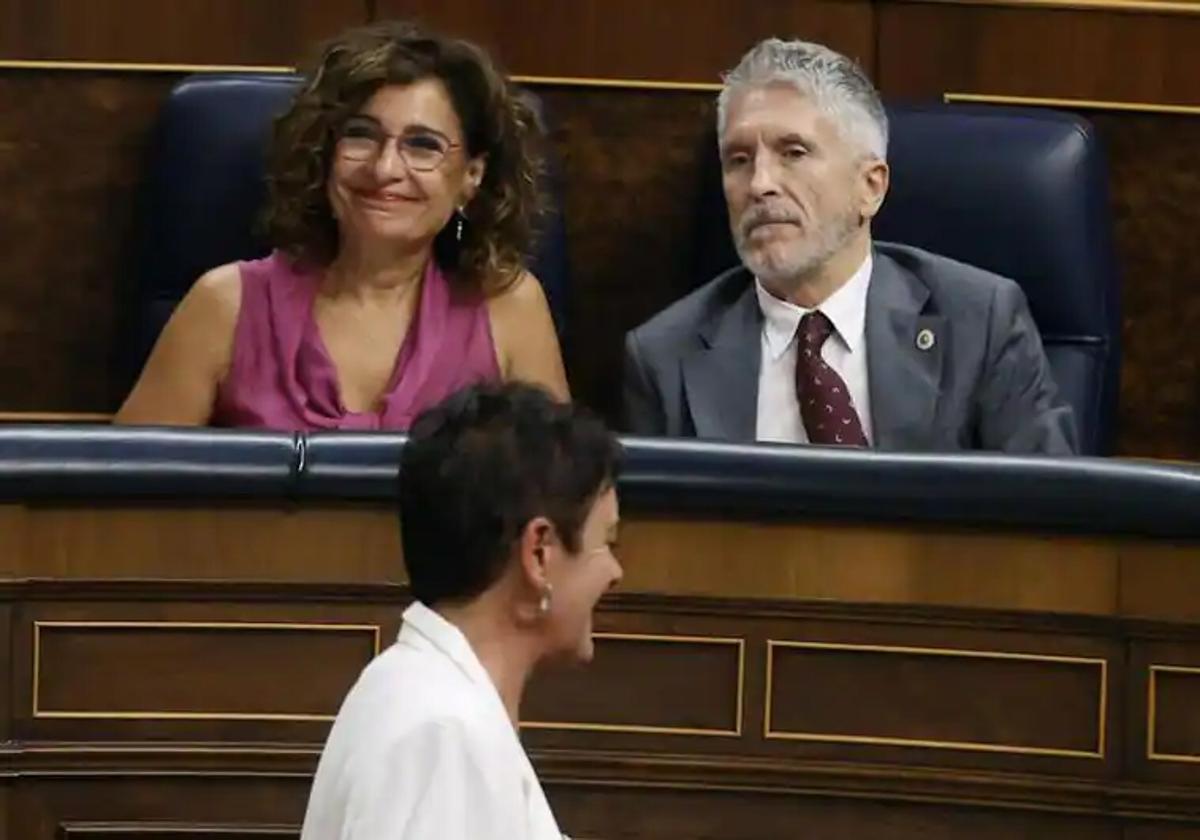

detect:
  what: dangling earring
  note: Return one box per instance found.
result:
[454,206,466,243]
[538,583,553,616]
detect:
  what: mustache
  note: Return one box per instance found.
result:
[739,208,801,237]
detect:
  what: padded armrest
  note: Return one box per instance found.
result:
[618,437,1200,538]
[1,429,1197,539]
[0,426,297,499]
[303,432,1200,538]
[299,432,406,500]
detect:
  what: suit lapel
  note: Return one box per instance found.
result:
[866,252,945,450]
[682,275,761,441]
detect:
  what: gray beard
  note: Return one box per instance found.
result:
[734,209,859,289]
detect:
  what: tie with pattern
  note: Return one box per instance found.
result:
[794,311,868,446]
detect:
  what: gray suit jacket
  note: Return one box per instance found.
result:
[623,242,1078,454]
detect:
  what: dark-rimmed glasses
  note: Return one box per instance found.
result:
[336,116,462,172]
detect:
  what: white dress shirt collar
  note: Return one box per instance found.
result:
[754,252,873,361]
[400,600,504,710]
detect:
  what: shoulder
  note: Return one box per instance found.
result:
[346,644,492,732]
[874,241,1026,315]
[190,262,243,310]
[629,265,753,350]
[484,269,550,316]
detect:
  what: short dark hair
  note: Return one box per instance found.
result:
[262,20,546,292]
[399,383,621,606]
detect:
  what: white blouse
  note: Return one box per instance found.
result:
[301,602,564,840]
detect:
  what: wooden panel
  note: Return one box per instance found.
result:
[380,0,874,83]
[767,641,1106,758]
[8,504,1200,620]
[537,86,717,423]
[61,826,297,840]
[17,506,400,582]
[1120,541,1200,624]
[546,783,1124,840]
[10,597,402,745]
[32,622,377,721]
[904,0,1200,12]
[876,2,1200,107]
[1125,638,1200,792]
[523,633,744,736]
[0,604,9,743]
[0,505,24,576]
[1093,112,1200,459]
[620,518,1122,615]
[0,580,1197,834]
[0,0,367,66]
[1123,824,1200,840]
[9,778,309,840]
[0,72,175,412]
[1149,666,1200,763]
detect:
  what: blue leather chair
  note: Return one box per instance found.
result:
[123,73,570,385]
[692,103,1121,455]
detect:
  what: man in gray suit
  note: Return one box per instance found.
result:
[623,38,1077,454]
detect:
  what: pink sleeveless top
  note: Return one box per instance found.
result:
[212,251,501,431]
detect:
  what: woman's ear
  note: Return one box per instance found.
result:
[514,516,555,624]
[517,516,554,591]
[462,155,487,206]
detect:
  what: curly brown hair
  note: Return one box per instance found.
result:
[261,20,546,293]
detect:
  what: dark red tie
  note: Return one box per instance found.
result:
[795,311,868,446]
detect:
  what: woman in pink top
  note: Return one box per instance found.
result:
[116,21,568,430]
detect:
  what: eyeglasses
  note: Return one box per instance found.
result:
[335,116,462,172]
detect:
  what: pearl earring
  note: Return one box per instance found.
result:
[538,584,553,615]
[455,207,465,242]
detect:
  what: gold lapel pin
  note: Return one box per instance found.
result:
[916,328,936,351]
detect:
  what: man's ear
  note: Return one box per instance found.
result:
[859,158,889,222]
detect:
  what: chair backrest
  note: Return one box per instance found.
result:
[124,72,570,384]
[692,103,1121,455]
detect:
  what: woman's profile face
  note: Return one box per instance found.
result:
[327,79,485,255]
[543,486,622,664]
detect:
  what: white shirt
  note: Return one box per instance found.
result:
[301,602,563,840]
[754,254,874,445]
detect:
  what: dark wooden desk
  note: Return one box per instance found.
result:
[1,431,1199,838]
[1,503,1198,838]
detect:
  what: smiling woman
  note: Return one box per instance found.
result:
[115,21,568,431]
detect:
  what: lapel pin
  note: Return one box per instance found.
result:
[916,328,936,351]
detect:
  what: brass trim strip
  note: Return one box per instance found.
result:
[32,620,383,722]
[0,412,112,423]
[23,744,320,755]
[897,0,1200,14]
[60,823,299,838]
[0,59,720,92]
[1147,664,1200,764]
[945,92,1200,116]
[512,74,720,92]
[521,632,745,737]
[0,59,294,74]
[765,640,1107,759]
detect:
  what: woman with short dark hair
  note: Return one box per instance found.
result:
[118,21,566,430]
[301,382,622,839]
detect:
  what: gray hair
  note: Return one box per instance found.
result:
[717,38,888,161]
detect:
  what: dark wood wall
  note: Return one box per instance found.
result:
[1,0,1198,457]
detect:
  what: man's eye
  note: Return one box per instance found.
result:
[783,145,808,160]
